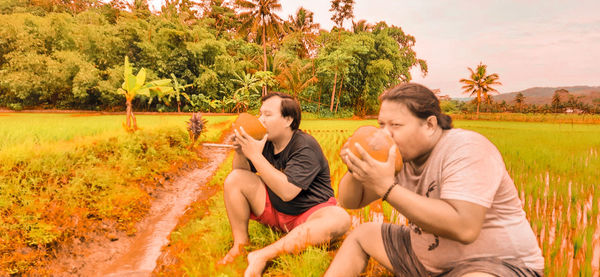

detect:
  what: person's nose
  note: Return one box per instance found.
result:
[258,114,266,125]
[381,126,393,137]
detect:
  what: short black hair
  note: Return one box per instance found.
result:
[379,83,453,130]
[262,91,301,130]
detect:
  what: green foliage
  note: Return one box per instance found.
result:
[117,56,174,131]
[440,100,459,114]
[0,5,426,115]
[8,102,23,111]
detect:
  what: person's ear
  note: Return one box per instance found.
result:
[425,115,438,135]
[284,116,293,129]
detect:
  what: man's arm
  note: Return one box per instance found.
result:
[249,155,301,201]
[337,172,380,209]
[383,186,487,244]
[235,128,301,202]
[232,146,251,170]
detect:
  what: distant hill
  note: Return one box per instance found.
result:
[493,86,600,105]
[451,97,473,102]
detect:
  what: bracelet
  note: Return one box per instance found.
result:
[382,182,397,202]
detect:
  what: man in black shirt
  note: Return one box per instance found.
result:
[220,92,350,276]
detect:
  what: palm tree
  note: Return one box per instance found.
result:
[275,59,318,98]
[552,91,561,113]
[459,62,502,118]
[514,92,525,113]
[286,7,320,35]
[285,7,320,58]
[235,0,284,96]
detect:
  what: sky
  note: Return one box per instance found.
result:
[148,0,600,98]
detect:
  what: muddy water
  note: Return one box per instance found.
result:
[101,143,231,277]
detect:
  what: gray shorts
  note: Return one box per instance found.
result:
[381,223,544,277]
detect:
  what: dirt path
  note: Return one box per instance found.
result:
[50,136,233,276]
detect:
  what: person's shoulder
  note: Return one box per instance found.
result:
[441,128,500,156]
[291,130,322,150]
[294,130,317,143]
[444,128,490,145]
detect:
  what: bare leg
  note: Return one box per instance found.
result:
[244,205,351,277]
[324,222,393,277]
[219,169,266,264]
[461,273,496,277]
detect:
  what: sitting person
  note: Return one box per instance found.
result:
[221,91,350,277]
[325,83,544,277]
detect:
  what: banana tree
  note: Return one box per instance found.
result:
[168,73,193,112]
[232,72,261,112]
[117,56,173,132]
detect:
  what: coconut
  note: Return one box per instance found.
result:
[232,113,267,140]
[346,125,403,171]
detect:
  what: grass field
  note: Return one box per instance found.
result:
[158,118,600,276]
[0,113,235,275]
[0,113,235,151]
[450,112,600,124]
[2,113,599,275]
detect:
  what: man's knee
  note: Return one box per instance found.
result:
[349,222,381,248]
[224,169,253,192]
[307,206,351,238]
[461,273,496,277]
[327,206,351,237]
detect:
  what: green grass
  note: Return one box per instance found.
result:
[0,114,235,275]
[0,113,235,151]
[450,112,600,124]
[158,152,334,277]
[161,118,600,276]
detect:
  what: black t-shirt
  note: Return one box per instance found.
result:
[249,129,334,215]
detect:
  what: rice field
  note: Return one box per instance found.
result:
[2,113,599,275]
[302,119,600,276]
[0,113,235,151]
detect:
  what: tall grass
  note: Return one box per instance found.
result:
[455,120,600,276]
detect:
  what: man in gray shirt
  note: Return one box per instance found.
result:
[325,83,543,277]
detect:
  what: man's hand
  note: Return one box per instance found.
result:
[343,143,397,197]
[339,141,351,167]
[234,126,268,161]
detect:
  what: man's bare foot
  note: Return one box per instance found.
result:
[217,243,247,265]
[244,250,268,277]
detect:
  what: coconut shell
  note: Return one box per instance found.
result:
[346,125,403,172]
[232,113,267,140]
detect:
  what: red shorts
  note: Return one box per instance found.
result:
[250,187,337,232]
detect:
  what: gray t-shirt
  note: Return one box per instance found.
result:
[396,128,544,273]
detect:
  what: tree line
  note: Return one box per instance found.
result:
[441,89,600,114]
[0,0,427,115]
